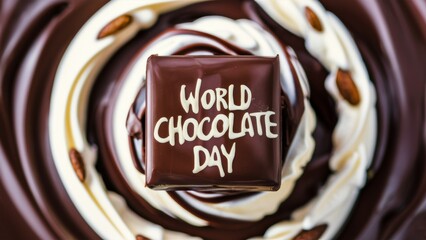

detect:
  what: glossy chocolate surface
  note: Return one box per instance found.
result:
[145,56,282,191]
[0,0,425,239]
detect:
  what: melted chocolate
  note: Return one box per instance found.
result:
[0,0,425,239]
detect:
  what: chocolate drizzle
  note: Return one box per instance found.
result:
[0,0,425,240]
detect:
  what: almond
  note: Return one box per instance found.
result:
[136,234,150,240]
[336,69,361,105]
[305,7,323,32]
[98,15,133,39]
[293,224,327,240]
[69,148,85,182]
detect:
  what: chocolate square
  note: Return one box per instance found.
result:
[145,55,281,191]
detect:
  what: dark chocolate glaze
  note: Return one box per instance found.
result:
[0,0,425,240]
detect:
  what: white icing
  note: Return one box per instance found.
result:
[192,143,236,178]
[182,118,198,142]
[167,116,184,146]
[180,78,252,113]
[200,89,215,110]
[222,143,236,174]
[153,117,169,143]
[180,78,202,114]
[154,76,277,177]
[152,112,278,145]
[210,114,228,138]
[153,76,278,177]
[48,0,378,240]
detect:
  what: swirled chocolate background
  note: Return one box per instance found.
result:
[0,0,425,239]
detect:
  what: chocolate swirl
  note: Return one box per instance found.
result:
[0,0,425,239]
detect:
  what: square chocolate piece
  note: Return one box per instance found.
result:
[145,55,281,191]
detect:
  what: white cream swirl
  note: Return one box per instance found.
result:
[49,0,377,239]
